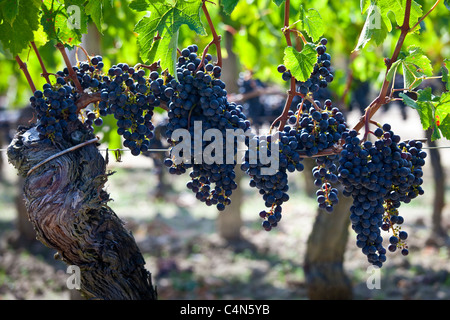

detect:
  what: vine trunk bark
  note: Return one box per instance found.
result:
[304,183,353,299]
[425,129,447,243]
[7,123,157,300]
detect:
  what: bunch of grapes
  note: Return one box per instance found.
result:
[30,54,168,158]
[30,77,78,144]
[241,132,304,231]
[313,155,339,212]
[338,124,426,266]
[163,44,251,211]
[242,96,348,230]
[98,65,166,155]
[289,99,347,212]
[277,38,333,95]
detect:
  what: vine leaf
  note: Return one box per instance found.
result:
[354,4,388,51]
[402,46,432,89]
[84,0,112,33]
[0,0,41,56]
[0,0,20,25]
[130,0,206,77]
[386,46,432,90]
[284,44,316,82]
[401,89,450,140]
[442,59,450,91]
[386,59,402,82]
[221,0,240,15]
[41,0,88,47]
[298,6,324,42]
[354,0,422,51]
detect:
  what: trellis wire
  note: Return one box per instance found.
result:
[1,146,450,152]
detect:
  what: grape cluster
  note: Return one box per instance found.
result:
[29,54,167,157]
[338,124,426,266]
[241,132,304,231]
[30,78,78,144]
[163,44,251,211]
[287,98,347,156]
[313,155,339,212]
[277,38,333,95]
[98,65,165,155]
[242,97,347,230]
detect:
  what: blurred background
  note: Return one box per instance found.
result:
[0,0,449,300]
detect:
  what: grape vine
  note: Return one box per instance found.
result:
[7,0,450,271]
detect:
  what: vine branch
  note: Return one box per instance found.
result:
[31,41,51,84]
[409,0,441,33]
[55,42,83,93]
[202,0,222,68]
[353,0,413,133]
[269,0,303,133]
[15,55,36,93]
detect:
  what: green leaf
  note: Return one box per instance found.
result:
[298,6,324,42]
[354,4,388,51]
[435,92,450,123]
[400,89,450,140]
[41,0,88,46]
[437,114,450,140]
[394,46,433,90]
[84,0,110,33]
[221,0,239,15]
[403,46,432,76]
[131,0,206,76]
[386,59,402,82]
[284,44,317,82]
[400,89,433,130]
[402,62,423,90]
[360,0,371,13]
[431,122,441,140]
[0,0,20,25]
[354,0,422,51]
[376,0,422,32]
[0,0,41,56]
[442,59,450,91]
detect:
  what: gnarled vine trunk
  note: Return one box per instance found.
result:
[304,183,353,300]
[7,123,157,300]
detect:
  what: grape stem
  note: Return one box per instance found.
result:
[31,41,51,84]
[288,28,308,45]
[195,37,221,73]
[201,0,222,68]
[55,42,83,93]
[409,0,441,33]
[76,92,102,111]
[15,55,36,93]
[228,86,284,103]
[76,45,91,63]
[134,62,159,72]
[270,0,300,133]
